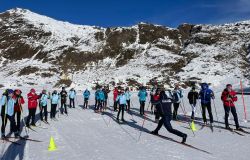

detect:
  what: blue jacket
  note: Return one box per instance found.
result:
[40,94,49,106]
[125,91,131,100]
[69,90,76,99]
[51,94,60,104]
[1,95,16,116]
[98,90,105,101]
[172,89,183,103]
[116,94,127,105]
[138,89,147,102]
[199,84,214,104]
[83,90,90,99]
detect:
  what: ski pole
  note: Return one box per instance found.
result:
[137,101,151,142]
[19,103,29,137]
[240,80,248,122]
[212,99,219,123]
[179,103,195,137]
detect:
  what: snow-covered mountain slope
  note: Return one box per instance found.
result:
[0,8,249,89]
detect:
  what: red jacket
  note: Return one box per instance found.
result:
[153,94,160,101]
[221,89,237,107]
[14,95,25,112]
[27,92,39,109]
[113,89,118,101]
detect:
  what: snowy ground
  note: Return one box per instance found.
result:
[0,90,250,160]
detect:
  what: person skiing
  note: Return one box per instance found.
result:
[103,88,108,110]
[188,86,199,120]
[150,85,157,114]
[13,89,25,132]
[50,90,60,119]
[151,89,187,143]
[94,89,99,110]
[199,83,214,126]
[26,88,40,127]
[113,87,119,111]
[1,89,20,138]
[83,89,90,109]
[125,88,132,112]
[172,83,183,120]
[221,84,243,130]
[116,89,127,122]
[60,87,68,115]
[152,88,161,123]
[69,88,76,108]
[39,89,50,123]
[138,86,148,115]
[97,89,105,113]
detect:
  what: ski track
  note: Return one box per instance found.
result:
[0,92,249,160]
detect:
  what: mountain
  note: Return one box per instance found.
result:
[0,8,249,89]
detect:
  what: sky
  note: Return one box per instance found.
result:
[1,0,250,28]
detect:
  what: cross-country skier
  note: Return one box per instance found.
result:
[50,90,60,119]
[150,85,157,114]
[188,86,199,120]
[83,89,90,109]
[151,89,187,143]
[97,89,105,113]
[69,88,76,108]
[103,88,108,110]
[152,88,161,123]
[221,84,243,130]
[199,83,214,126]
[113,87,119,111]
[125,87,131,112]
[116,88,127,122]
[1,89,20,138]
[26,88,40,127]
[39,89,50,123]
[172,83,183,120]
[60,87,68,115]
[138,86,148,115]
[13,89,25,132]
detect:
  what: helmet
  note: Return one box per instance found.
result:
[53,90,57,94]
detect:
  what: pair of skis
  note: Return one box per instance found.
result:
[1,136,43,145]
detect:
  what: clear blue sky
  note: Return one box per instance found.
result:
[1,0,250,28]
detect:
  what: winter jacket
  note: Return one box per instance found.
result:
[98,90,105,101]
[156,93,172,118]
[187,89,199,105]
[116,94,127,105]
[1,95,16,116]
[199,88,214,104]
[113,89,119,101]
[83,90,90,99]
[138,89,148,102]
[40,94,50,107]
[172,89,183,103]
[27,92,39,109]
[125,91,131,100]
[60,90,68,103]
[199,83,215,104]
[51,94,60,105]
[221,89,237,107]
[14,95,25,112]
[69,90,76,99]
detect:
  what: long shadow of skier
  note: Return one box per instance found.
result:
[1,139,26,160]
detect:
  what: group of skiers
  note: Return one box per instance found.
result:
[0,87,83,138]
[0,82,246,143]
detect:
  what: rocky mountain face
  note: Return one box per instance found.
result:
[0,8,249,89]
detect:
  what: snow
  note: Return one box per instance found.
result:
[6,8,105,54]
[0,89,249,160]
